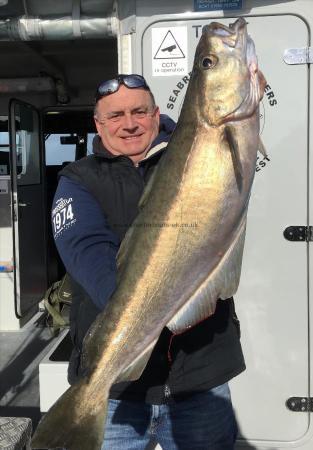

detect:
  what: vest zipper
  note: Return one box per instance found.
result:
[164,383,171,402]
[164,333,175,402]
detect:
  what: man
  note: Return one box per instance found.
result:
[52,74,245,450]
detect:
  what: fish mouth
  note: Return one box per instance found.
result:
[205,22,236,37]
[203,17,247,48]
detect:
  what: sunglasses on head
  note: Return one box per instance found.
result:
[95,74,151,103]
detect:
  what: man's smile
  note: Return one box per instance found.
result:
[120,134,144,140]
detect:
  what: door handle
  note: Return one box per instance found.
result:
[10,198,30,207]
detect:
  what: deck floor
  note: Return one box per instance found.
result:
[0,314,61,430]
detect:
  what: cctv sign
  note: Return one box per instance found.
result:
[152,27,188,77]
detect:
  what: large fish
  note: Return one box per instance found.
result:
[32,17,266,450]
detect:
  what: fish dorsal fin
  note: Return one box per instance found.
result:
[138,165,158,210]
[116,224,135,271]
[167,216,247,334]
[115,338,158,382]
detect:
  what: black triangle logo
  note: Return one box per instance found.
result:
[154,30,185,60]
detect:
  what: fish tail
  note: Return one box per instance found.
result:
[32,378,109,450]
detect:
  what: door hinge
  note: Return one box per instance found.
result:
[284,47,313,65]
[286,397,313,412]
[284,226,313,242]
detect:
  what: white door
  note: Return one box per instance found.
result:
[142,13,310,447]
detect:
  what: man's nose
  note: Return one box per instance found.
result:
[122,113,138,131]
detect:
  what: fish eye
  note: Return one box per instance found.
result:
[201,55,218,70]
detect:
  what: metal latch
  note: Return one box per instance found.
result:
[286,397,313,412]
[284,226,313,242]
[284,47,313,65]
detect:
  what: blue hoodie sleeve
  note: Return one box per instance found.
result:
[51,176,119,310]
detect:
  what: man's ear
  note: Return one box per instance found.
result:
[155,106,160,126]
[94,116,102,135]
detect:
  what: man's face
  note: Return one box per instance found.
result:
[94,85,160,163]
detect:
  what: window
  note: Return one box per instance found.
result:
[0,130,9,176]
[45,134,76,166]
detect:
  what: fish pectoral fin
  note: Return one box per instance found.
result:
[115,338,158,383]
[225,125,244,190]
[258,136,268,157]
[167,216,247,334]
